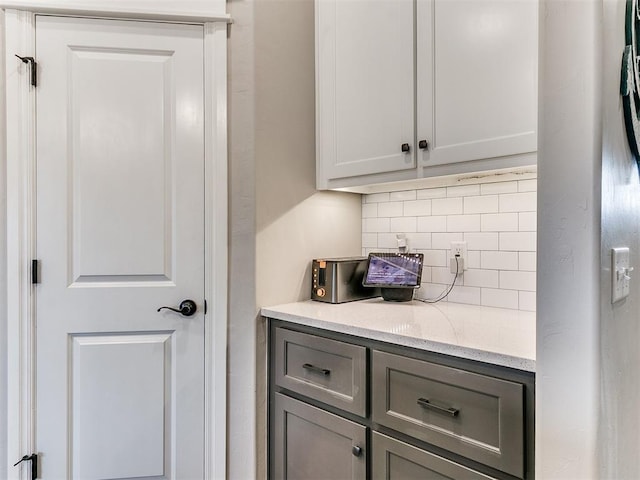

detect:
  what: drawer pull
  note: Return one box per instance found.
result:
[302,363,331,376]
[417,397,459,417]
[352,445,362,457]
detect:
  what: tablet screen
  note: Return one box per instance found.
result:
[363,252,424,288]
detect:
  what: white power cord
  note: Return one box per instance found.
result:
[415,255,460,304]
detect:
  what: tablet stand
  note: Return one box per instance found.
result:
[380,287,414,302]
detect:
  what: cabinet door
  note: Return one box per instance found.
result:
[316,0,415,184]
[273,393,366,480]
[372,432,497,480]
[417,0,538,168]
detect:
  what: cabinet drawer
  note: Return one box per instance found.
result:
[372,350,524,478]
[275,328,367,416]
[372,431,497,480]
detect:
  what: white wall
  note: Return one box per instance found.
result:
[537,0,601,476]
[228,0,361,478]
[538,0,640,476]
[599,0,640,476]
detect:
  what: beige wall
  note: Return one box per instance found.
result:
[256,193,361,306]
[228,0,361,478]
[255,0,361,309]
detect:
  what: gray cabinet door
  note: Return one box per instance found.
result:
[372,432,497,480]
[273,393,366,480]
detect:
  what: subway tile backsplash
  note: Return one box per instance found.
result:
[362,178,537,311]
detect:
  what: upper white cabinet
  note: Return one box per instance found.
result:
[316,0,416,181]
[316,0,538,191]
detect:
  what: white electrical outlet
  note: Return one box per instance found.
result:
[612,247,632,303]
[450,241,468,273]
[396,233,408,252]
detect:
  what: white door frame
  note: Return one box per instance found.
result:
[3,4,229,479]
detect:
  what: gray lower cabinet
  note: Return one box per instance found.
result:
[372,350,524,478]
[273,393,366,479]
[269,322,534,480]
[372,432,497,480]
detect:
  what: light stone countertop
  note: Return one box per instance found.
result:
[261,299,536,372]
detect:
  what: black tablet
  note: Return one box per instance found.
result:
[362,252,424,288]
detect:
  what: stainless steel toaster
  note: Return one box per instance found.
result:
[311,257,380,304]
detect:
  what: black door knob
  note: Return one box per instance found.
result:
[401,143,410,153]
[157,299,197,317]
[418,139,429,150]
[352,445,362,457]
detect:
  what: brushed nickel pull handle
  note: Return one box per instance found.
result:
[417,397,459,417]
[302,363,331,376]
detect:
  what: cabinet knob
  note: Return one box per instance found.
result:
[352,445,362,457]
[418,139,429,150]
[401,143,410,153]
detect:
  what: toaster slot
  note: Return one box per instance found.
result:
[318,261,326,286]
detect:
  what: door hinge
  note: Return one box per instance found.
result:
[15,54,37,87]
[32,259,39,284]
[14,453,38,480]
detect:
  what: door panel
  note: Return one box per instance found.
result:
[35,16,205,479]
[69,46,175,282]
[71,333,172,479]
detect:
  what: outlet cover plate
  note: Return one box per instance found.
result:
[450,241,468,272]
[612,247,631,303]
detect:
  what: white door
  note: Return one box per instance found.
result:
[35,16,205,479]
